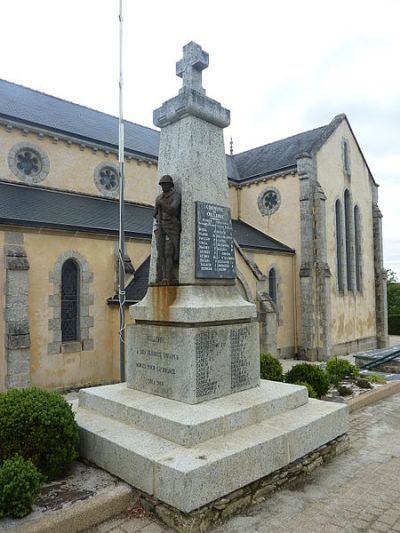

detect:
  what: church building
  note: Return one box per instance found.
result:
[0,78,388,391]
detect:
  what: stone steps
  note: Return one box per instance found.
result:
[78,380,308,446]
[76,383,347,513]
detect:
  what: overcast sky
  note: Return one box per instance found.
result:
[1,0,399,276]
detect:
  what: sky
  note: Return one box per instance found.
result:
[1,0,399,276]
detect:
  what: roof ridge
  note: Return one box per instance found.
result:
[234,124,329,159]
[0,78,159,135]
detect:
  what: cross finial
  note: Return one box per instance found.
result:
[176,42,209,95]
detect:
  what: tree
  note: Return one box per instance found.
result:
[386,268,399,284]
[386,268,400,316]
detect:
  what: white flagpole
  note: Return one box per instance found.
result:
[118,0,126,381]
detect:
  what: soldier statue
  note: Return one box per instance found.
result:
[154,175,181,284]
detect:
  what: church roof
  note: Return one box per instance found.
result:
[0,181,294,253]
[0,79,160,159]
[231,126,329,182]
[0,79,353,183]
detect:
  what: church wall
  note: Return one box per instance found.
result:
[0,127,158,206]
[238,176,301,354]
[316,121,377,352]
[237,174,301,252]
[228,185,239,219]
[246,250,296,357]
[21,230,150,390]
[0,231,6,391]
[24,231,115,389]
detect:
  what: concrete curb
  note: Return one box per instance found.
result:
[0,484,134,533]
[347,381,400,412]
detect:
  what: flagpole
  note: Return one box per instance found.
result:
[118,0,126,381]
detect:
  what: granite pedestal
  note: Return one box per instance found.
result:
[76,380,348,513]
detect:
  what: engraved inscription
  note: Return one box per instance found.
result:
[195,330,219,398]
[231,326,251,391]
[196,201,236,279]
[135,334,179,388]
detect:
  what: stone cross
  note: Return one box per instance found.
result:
[176,41,209,95]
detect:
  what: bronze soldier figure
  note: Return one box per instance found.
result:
[154,175,181,284]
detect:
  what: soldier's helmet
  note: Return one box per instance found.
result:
[159,174,174,185]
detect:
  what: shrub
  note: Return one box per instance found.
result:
[0,456,44,518]
[293,380,317,398]
[388,315,400,335]
[326,357,359,385]
[285,363,330,398]
[365,373,386,384]
[337,384,353,396]
[356,378,372,389]
[0,387,79,479]
[260,353,283,382]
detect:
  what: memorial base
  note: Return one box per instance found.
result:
[76,380,348,514]
[127,321,259,404]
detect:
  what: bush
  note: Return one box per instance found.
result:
[326,357,359,384]
[293,380,317,398]
[0,456,44,518]
[365,373,386,384]
[0,387,79,479]
[285,363,330,398]
[337,384,353,397]
[388,314,400,335]
[260,353,283,381]
[356,378,372,389]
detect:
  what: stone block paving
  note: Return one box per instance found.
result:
[88,394,400,532]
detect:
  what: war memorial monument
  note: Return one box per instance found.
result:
[76,42,348,527]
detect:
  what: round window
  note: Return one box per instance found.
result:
[94,163,119,197]
[258,187,281,215]
[8,142,50,184]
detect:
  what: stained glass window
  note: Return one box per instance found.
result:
[61,259,79,342]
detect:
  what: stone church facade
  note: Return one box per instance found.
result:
[0,79,388,391]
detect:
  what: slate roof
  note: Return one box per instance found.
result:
[0,181,153,238]
[119,257,150,303]
[0,79,341,182]
[0,79,159,159]
[232,126,329,182]
[0,181,293,254]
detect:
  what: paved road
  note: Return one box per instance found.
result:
[90,394,400,532]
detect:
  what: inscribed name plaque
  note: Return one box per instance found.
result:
[196,201,236,279]
[127,322,260,404]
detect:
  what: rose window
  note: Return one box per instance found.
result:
[99,167,118,191]
[16,149,42,176]
[258,187,281,215]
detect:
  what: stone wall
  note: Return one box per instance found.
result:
[317,119,379,350]
[372,184,389,348]
[138,433,349,532]
[3,231,31,388]
[297,153,332,360]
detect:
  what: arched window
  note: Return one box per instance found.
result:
[268,268,277,303]
[354,205,362,292]
[61,259,80,342]
[335,199,344,292]
[344,190,353,291]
